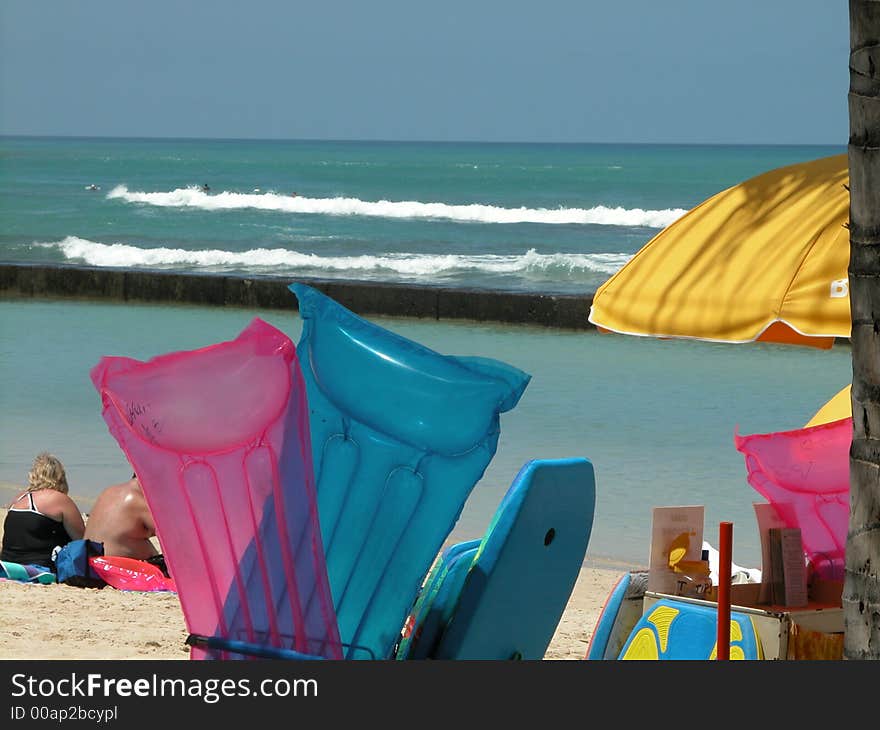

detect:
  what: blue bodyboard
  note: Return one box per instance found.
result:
[431,457,596,660]
[586,572,632,660]
[618,597,763,660]
[396,540,480,659]
[585,570,648,660]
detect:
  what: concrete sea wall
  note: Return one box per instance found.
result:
[0,263,597,330]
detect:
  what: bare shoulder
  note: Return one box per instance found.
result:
[34,488,77,509]
[98,482,127,499]
[90,482,129,509]
[123,482,148,504]
[32,489,81,520]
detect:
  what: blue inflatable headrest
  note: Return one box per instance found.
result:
[289,283,530,659]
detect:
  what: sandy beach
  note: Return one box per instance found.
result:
[0,506,627,661]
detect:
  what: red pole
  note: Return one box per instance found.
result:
[717,521,733,660]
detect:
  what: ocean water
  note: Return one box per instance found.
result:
[0,137,843,294]
[0,137,852,570]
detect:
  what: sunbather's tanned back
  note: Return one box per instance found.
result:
[84,476,158,560]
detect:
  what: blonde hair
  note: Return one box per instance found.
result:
[26,452,69,494]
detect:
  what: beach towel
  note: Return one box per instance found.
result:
[55,539,106,588]
[0,560,56,584]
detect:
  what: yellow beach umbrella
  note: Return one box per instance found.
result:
[588,154,850,349]
[804,384,852,427]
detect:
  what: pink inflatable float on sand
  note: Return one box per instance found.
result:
[90,555,177,592]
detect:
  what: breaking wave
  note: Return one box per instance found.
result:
[106,185,685,228]
[38,236,632,278]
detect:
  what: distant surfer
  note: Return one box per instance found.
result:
[201,183,210,193]
[85,184,100,191]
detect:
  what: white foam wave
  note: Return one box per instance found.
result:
[39,237,632,278]
[106,185,685,228]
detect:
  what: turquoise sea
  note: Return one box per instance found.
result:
[0,137,851,570]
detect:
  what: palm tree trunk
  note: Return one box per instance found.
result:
[846,0,880,660]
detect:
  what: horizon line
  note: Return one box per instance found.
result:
[0,133,844,148]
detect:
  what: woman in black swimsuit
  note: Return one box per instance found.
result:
[1,452,86,570]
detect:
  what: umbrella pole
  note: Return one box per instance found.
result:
[717,521,733,660]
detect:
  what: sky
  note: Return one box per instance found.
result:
[0,1,848,145]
